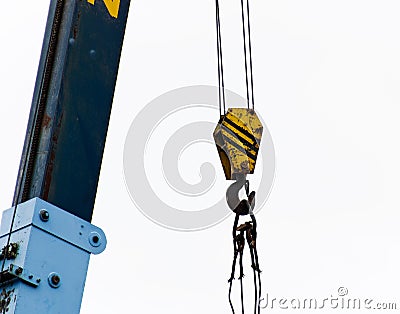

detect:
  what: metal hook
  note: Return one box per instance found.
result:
[226,174,256,215]
[226,174,247,210]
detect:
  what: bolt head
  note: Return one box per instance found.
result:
[48,272,61,288]
[51,275,60,285]
[39,210,50,222]
[89,232,102,247]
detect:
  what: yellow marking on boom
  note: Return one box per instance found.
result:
[87,0,120,18]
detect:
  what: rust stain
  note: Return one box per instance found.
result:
[73,11,82,39]
[42,112,63,200]
[42,114,52,128]
[73,27,78,39]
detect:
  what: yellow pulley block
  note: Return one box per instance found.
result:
[213,108,263,180]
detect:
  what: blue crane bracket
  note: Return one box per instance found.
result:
[0,198,106,313]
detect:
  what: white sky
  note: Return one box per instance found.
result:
[1,1,400,313]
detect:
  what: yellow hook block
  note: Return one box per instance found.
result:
[213,108,263,180]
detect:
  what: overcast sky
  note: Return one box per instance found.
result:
[1,1,400,313]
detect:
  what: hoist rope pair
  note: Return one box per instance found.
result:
[240,0,255,110]
[212,1,263,313]
[213,105,264,312]
[214,0,255,115]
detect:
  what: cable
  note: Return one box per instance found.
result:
[229,211,262,313]
[217,1,226,114]
[250,214,262,314]
[238,231,245,314]
[254,247,262,314]
[215,0,222,116]
[228,232,238,314]
[215,0,226,116]
[228,250,238,314]
[246,228,258,314]
[216,0,255,113]
[246,0,255,109]
[220,1,262,311]
[228,214,240,314]
[240,0,250,109]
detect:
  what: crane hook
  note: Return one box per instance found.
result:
[226,174,256,215]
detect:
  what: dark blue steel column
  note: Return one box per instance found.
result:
[13,0,131,222]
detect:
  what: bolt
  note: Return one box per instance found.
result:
[15,268,22,275]
[89,232,101,247]
[51,275,60,286]
[48,272,61,288]
[36,278,41,283]
[39,210,49,222]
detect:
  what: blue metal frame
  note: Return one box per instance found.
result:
[5,1,131,311]
[0,198,106,313]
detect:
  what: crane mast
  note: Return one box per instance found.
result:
[0,1,131,312]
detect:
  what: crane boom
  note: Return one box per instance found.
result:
[14,0,130,222]
[0,1,131,312]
